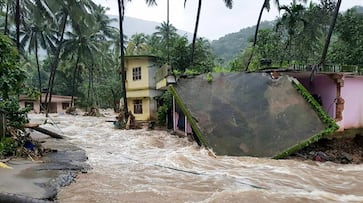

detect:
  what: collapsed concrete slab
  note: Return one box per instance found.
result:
[170,72,338,158]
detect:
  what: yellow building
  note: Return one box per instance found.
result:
[125,55,163,121]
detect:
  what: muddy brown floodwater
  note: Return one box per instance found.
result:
[29,113,363,203]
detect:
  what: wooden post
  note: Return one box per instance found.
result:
[184,115,187,136]
[173,96,176,132]
[0,113,5,138]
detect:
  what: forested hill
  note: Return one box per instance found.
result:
[353,5,363,13]
[210,21,275,63]
[211,5,363,64]
[109,15,193,40]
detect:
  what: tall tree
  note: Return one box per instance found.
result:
[245,0,279,71]
[329,8,363,65]
[126,33,149,55]
[319,0,341,66]
[15,0,20,49]
[61,15,104,106]
[185,0,232,65]
[20,1,55,108]
[42,0,97,116]
[276,2,307,65]
[245,0,307,71]
[117,0,156,118]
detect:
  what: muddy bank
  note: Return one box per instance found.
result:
[289,132,363,164]
[0,131,89,202]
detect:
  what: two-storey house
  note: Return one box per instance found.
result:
[125,55,162,121]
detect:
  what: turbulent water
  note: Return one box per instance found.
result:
[29,112,363,203]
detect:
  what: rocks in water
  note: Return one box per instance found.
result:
[313,151,330,162]
[340,152,353,164]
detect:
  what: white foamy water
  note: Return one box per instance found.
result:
[28,113,363,203]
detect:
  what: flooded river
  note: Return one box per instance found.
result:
[29,113,363,203]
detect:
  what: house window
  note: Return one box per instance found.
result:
[25,102,34,110]
[133,100,143,114]
[62,103,69,110]
[132,67,142,81]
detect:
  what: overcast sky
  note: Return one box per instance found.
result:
[93,0,363,40]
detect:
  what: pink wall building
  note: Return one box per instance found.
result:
[288,72,363,131]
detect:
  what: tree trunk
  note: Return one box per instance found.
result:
[44,13,68,117]
[71,54,80,107]
[35,40,42,100]
[118,0,128,118]
[4,3,9,35]
[245,1,266,71]
[191,0,202,64]
[320,0,341,66]
[87,65,93,106]
[15,0,20,49]
[91,65,95,106]
[35,40,42,110]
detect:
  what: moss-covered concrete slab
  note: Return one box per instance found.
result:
[170,72,338,158]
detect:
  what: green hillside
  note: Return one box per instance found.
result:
[210,21,275,63]
[211,5,363,65]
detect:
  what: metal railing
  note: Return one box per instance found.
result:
[291,64,363,75]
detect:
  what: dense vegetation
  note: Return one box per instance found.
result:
[0,0,216,112]
[212,3,363,71]
[0,33,30,157]
[0,0,362,112]
[211,21,275,64]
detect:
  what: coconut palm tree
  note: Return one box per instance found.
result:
[20,1,55,107]
[42,0,97,116]
[320,0,341,66]
[185,0,233,64]
[61,17,105,106]
[245,0,307,71]
[126,33,149,55]
[276,2,307,65]
[117,0,156,118]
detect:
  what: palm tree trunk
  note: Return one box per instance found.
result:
[87,66,92,106]
[44,13,68,116]
[91,65,95,106]
[320,0,341,66]
[245,1,265,71]
[15,0,20,49]
[4,3,9,35]
[191,0,202,64]
[71,54,80,107]
[118,0,128,118]
[35,40,42,109]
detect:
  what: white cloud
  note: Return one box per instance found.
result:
[93,0,363,40]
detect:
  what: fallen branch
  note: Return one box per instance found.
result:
[24,124,63,139]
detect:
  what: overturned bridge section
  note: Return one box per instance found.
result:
[170,72,337,158]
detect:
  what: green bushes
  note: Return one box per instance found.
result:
[0,33,31,158]
[0,137,17,157]
[157,91,173,126]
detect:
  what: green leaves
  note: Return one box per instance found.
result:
[329,8,363,65]
[0,98,30,130]
[0,34,26,100]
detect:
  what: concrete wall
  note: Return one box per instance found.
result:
[19,100,71,114]
[19,101,40,113]
[126,57,154,90]
[341,77,363,129]
[125,56,162,121]
[291,72,363,130]
[127,97,151,121]
[293,74,337,118]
